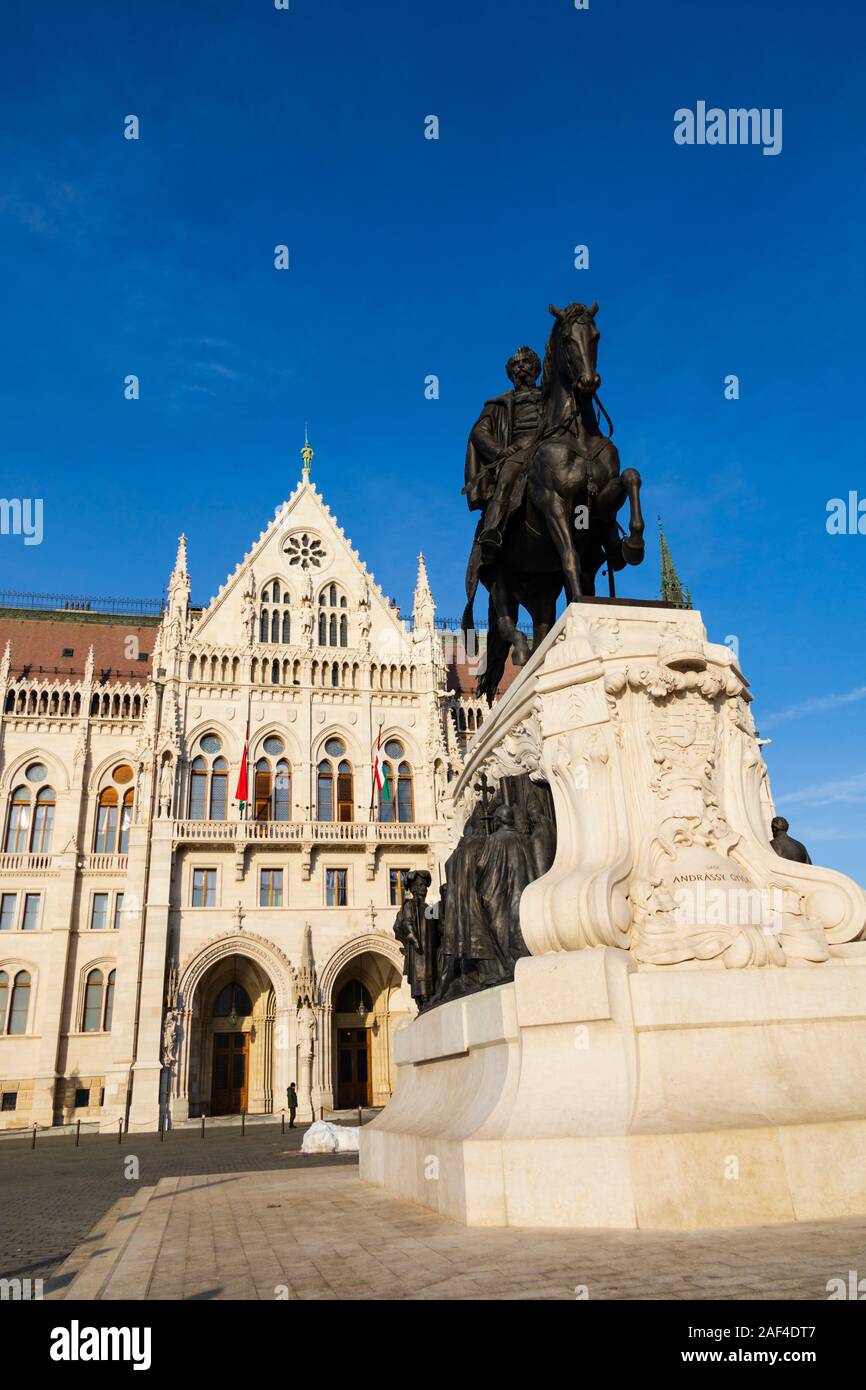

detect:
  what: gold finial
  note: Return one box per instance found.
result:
[301,424,314,482]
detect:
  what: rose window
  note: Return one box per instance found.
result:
[284,533,326,569]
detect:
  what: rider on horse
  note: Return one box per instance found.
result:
[463,346,543,568]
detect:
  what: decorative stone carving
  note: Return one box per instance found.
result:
[240,568,257,646]
[162,1008,180,1067]
[158,757,174,819]
[455,604,866,965]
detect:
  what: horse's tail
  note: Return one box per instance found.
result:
[477,591,509,706]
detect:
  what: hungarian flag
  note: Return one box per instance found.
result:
[373,729,390,802]
[235,726,249,811]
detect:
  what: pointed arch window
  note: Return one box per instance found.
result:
[118,789,133,853]
[397,762,415,822]
[6,970,30,1035]
[188,737,228,820]
[317,760,333,820]
[94,788,118,852]
[378,741,414,823]
[210,758,228,819]
[317,585,348,647]
[31,786,55,852]
[254,738,291,821]
[93,765,135,852]
[82,967,115,1032]
[5,786,31,853]
[6,775,57,854]
[189,758,208,820]
[104,970,116,1030]
[317,738,353,821]
[259,582,291,646]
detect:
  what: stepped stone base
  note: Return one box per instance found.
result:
[359,945,866,1229]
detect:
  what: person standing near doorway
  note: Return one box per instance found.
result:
[287,1082,298,1128]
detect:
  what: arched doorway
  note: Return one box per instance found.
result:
[330,950,406,1109]
[189,953,276,1117]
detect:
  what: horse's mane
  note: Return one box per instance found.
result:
[540,303,596,398]
[540,303,608,437]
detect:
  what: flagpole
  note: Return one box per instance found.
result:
[369,720,383,823]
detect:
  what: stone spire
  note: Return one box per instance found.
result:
[300,426,314,484]
[413,552,436,633]
[658,519,692,609]
[167,533,190,620]
[296,922,317,1004]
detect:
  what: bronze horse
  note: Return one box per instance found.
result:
[464,302,645,701]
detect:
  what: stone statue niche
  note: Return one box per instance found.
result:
[392,773,556,1011]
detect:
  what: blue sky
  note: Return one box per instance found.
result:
[1,0,865,877]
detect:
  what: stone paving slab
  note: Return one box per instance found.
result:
[53,1165,866,1301]
[0,1120,356,1289]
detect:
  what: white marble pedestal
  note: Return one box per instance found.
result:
[360,944,866,1228]
[360,603,866,1228]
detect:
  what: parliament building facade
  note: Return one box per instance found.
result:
[0,468,496,1131]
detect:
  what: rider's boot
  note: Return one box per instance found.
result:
[479,527,503,564]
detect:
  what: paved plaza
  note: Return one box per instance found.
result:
[0,1118,358,1290]
[35,1160,866,1303]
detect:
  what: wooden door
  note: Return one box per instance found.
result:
[211,1032,249,1115]
[336,1027,372,1108]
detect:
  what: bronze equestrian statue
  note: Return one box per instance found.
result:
[462,302,646,700]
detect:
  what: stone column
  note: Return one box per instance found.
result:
[102,817,174,1132]
[296,998,316,1121]
[318,1003,334,1113]
[272,1004,293,1116]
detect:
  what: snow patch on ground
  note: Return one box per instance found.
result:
[301,1120,360,1154]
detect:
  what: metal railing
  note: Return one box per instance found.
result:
[0,590,165,616]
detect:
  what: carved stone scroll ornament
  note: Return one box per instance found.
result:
[481,707,544,783]
[519,724,632,955]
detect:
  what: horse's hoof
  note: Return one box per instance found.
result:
[512,636,530,666]
[622,535,645,566]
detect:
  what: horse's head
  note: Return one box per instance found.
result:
[546,302,601,398]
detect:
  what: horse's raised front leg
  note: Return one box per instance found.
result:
[621,467,645,565]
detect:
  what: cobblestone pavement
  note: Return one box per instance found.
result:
[0,1119,358,1287]
[49,1165,866,1302]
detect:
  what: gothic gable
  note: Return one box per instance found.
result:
[190,480,407,653]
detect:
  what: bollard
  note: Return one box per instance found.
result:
[358,1105,362,1128]
[201,1112,206,1139]
[31,1123,37,1150]
[75,1119,80,1148]
[281,1110,285,1135]
[159,1114,165,1143]
[241,1111,246,1138]
[117,1118,123,1145]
